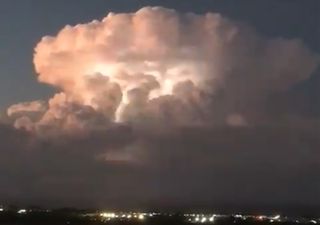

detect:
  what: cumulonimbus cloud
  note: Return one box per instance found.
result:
[6,6,319,134]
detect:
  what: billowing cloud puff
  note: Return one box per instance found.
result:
[7,101,47,131]
[7,100,46,117]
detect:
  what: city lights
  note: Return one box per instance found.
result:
[17,209,27,214]
[0,207,319,225]
[138,214,145,220]
[201,217,207,223]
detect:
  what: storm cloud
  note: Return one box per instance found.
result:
[1,7,320,212]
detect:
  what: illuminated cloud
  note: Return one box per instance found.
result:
[3,7,320,168]
[7,100,46,117]
[4,6,317,133]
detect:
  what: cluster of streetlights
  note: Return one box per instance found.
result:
[99,212,159,221]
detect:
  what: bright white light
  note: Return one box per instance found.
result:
[91,63,120,77]
[100,212,116,218]
[0,208,4,212]
[138,214,144,220]
[258,216,265,220]
[18,209,27,214]
[201,217,207,223]
[195,217,200,222]
[310,220,317,224]
[127,215,132,219]
[272,215,280,220]
[209,216,215,222]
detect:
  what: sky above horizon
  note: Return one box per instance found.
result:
[0,0,320,214]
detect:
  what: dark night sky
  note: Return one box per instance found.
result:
[0,0,320,214]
